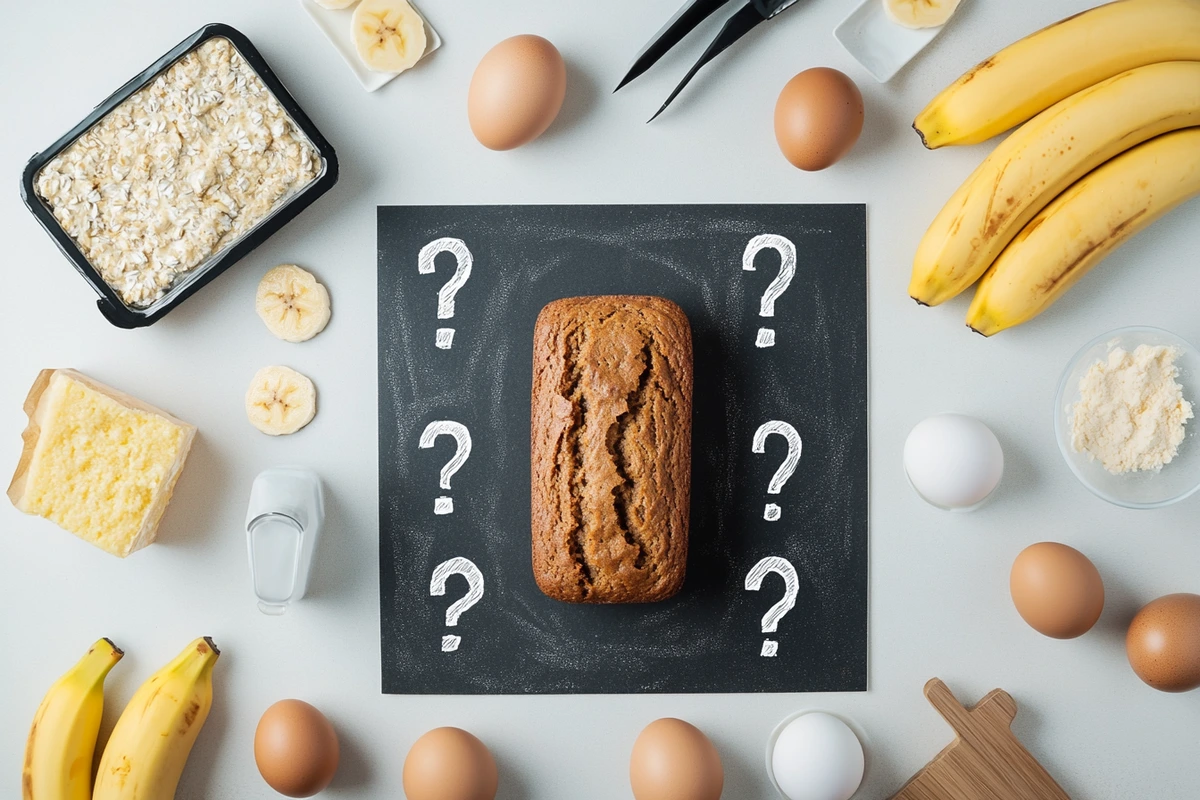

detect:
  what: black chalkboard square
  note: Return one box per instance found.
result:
[378,204,867,695]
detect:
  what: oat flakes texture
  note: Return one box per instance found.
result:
[35,37,319,308]
[1070,344,1194,474]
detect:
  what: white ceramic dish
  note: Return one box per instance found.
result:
[300,0,441,92]
[1055,326,1200,510]
[833,0,960,82]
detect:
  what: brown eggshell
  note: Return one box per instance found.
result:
[254,700,340,798]
[403,727,499,800]
[1009,542,1105,639]
[1126,593,1200,692]
[629,718,723,800]
[774,67,864,171]
[468,34,567,151]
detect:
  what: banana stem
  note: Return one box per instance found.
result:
[81,638,124,682]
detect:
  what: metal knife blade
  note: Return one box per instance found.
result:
[614,0,733,93]
[648,1,767,121]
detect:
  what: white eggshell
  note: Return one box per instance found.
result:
[771,712,864,800]
[903,414,1004,510]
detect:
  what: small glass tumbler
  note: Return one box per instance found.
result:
[245,467,324,615]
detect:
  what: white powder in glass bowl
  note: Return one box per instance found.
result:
[1070,344,1194,474]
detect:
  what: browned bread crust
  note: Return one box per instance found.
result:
[531,296,692,603]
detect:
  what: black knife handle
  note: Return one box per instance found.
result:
[752,0,800,18]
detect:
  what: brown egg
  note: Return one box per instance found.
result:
[468,35,566,151]
[1009,542,1105,639]
[403,727,498,800]
[774,67,864,171]
[629,718,723,800]
[253,700,339,798]
[1126,593,1200,692]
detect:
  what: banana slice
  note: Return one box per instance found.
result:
[245,366,317,436]
[256,264,331,343]
[883,0,960,28]
[315,0,359,8]
[352,0,427,73]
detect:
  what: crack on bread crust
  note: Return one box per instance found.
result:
[610,340,653,571]
[559,325,593,597]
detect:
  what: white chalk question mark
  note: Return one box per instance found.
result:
[430,557,485,653]
[752,420,802,522]
[418,237,474,350]
[418,420,472,515]
[742,234,797,348]
[744,556,800,657]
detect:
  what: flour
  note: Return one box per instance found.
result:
[1070,344,1193,474]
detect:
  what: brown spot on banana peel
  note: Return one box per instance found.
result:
[180,700,201,734]
[1035,208,1149,292]
[958,56,995,86]
[981,160,1013,241]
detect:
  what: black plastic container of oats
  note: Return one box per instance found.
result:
[19,23,339,328]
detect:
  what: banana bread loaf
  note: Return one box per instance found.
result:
[531,295,692,603]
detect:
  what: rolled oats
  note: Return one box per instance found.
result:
[36,38,320,309]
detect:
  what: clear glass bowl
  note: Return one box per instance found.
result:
[1055,326,1200,509]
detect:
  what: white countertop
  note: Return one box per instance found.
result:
[2,0,1198,797]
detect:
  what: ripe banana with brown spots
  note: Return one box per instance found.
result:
[909,61,1200,307]
[23,639,123,800]
[92,638,219,800]
[967,128,1200,336]
[914,0,1200,149]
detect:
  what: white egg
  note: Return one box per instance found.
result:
[770,712,864,800]
[903,413,1004,510]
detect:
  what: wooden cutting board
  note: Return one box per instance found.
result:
[890,678,1071,800]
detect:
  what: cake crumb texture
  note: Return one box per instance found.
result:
[8,369,196,557]
[531,295,692,603]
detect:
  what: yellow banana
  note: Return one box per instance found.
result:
[23,639,123,800]
[909,60,1200,307]
[967,128,1200,336]
[914,0,1200,148]
[92,638,220,800]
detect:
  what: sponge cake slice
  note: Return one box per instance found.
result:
[8,369,196,557]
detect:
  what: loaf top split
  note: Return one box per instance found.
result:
[531,295,693,603]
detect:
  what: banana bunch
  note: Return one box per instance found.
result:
[909,0,1200,335]
[23,638,219,800]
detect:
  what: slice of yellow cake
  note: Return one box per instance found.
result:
[7,369,196,557]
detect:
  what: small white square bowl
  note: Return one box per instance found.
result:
[300,0,441,92]
[834,0,958,82]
